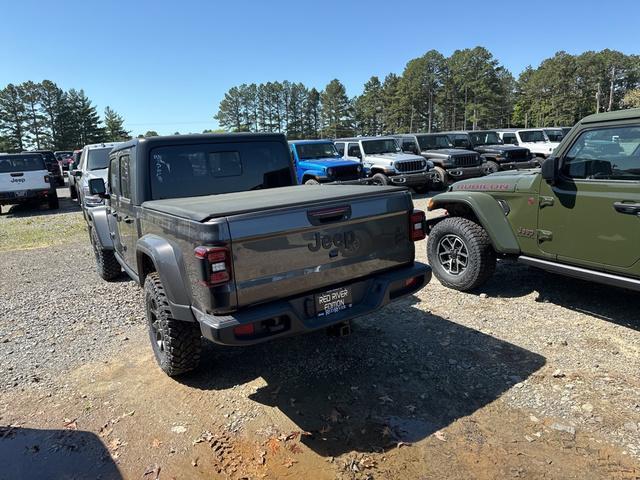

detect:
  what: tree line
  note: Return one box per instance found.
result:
[0,80,129,152]
[215,47,640,138]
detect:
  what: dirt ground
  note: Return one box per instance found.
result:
[1,187,639,480]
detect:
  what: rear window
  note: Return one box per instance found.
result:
[149,141,294,200]
[0,155,46,173]
[87,148,112,170]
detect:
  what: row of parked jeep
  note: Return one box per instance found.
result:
[78,109,640,377]
[289,127,570,192]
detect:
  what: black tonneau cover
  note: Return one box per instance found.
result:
[142,185,407,222]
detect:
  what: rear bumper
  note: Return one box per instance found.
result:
[193,262,431,346]
[0,188,51,205]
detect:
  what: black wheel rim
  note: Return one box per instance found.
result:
[372,177,383,185]
[147,296,166,353]
[437,234,469,276]
[483,163,498,174]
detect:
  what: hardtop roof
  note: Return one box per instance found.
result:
[112,132,286,154]
[580,107,640,124]
[334,136,396,142]
[288,139,335,145]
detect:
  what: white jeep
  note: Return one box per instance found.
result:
[0,153,59,214]
[496,128,560,163]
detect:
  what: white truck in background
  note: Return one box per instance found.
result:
[0,153,59,215]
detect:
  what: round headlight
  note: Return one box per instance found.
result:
[327,168,334,176]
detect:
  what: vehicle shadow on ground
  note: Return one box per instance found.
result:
[0,426,122,479]
[2,187,80,218]
[478,260,640,331]
[181,299,545,457]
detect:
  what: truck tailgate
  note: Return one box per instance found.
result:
[226,188,415,308]
[0,170,49,193]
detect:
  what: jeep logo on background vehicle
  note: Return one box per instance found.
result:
[10,178,25,183]
[307,230,356,252]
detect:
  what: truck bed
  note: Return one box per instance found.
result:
[142,185,407,222]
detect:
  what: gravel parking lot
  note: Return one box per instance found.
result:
[1,187,639,479]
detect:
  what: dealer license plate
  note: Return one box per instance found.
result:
[315,286,353,317]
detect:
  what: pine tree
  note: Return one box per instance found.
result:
[320,79,353,138]
[66,89,106,145]
[214,86,245,131]
[303,88,321,138]
[20,81,47,149]
[354,76,384,135]
[0,84,27,151]
[104,106,129,141]
[39,80,73,149]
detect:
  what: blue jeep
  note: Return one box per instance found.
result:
[289,140,367,185]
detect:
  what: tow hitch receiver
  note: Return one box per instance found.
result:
[326,320,352,337]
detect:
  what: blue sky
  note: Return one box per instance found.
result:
[0,0,638,136]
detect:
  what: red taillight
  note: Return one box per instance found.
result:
[405,276,420,288]
[44,175,50,183]
[233,324,255,337]
[195,246,232,286]
[410,209,426,241]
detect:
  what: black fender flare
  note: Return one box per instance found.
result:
[87,207,114,249]
[136,235,195,322]
[428,192,520,254]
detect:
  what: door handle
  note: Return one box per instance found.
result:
[613,202,640,215]
[122,216,133,224]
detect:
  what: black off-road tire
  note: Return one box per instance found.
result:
[69,184,78,199]
[427,217,496,292]
[371,173,389,186]
[48,191,59,210]
[433,166,447,188]
[483,160,499,175]
[304,178,320,185]
[144,272,202,376]
[91,227,121,281]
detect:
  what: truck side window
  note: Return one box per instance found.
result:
[335,143,345,156]
[402,140,418,154]
[109,156,120,196]
[120,154,131,199]
[562,125,640,180]
[347,143,361,158]
[503,133,518,145]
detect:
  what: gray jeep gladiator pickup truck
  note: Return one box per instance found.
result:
[87,133,431,376]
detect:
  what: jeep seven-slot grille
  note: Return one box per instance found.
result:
[508,149,529,161]
[333,165,361,181]
[454,155,480,167]
[395,160,425,173]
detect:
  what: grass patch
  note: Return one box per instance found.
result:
[0,212,88,252]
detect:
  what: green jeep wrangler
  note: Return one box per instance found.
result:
[426,108,640,292]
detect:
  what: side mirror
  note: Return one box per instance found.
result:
[541,156,557,184]
[88,178,109,198]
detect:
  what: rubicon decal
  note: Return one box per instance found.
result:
[456,183,511,191]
